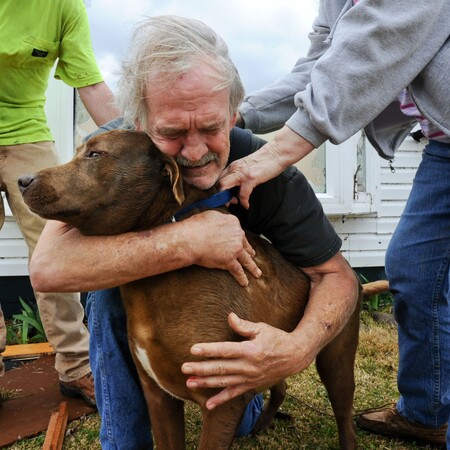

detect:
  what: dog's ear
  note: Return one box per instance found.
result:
[162,157,185,205]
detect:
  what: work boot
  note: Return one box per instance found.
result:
[357,406,447,447]
[60,372,96,408]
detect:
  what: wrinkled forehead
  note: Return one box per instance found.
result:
[146,63,229,106]
[145,75,231,127]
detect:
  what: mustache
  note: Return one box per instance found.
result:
[176,153,219,168]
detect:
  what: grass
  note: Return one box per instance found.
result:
[4,311,438,450]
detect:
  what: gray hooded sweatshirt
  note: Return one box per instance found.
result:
[239,0,450,159]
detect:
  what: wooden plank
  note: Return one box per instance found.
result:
[362,280,390,297]
[2,342,54,359]
[42,402,69,450]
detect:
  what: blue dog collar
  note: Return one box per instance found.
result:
[171,189,232,222]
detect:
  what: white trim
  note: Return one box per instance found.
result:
[319,132,379,216]
[44,70,75,163]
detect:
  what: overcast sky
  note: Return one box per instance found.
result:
[84,0,318,95]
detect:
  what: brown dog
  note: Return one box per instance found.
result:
[19,129,380,449]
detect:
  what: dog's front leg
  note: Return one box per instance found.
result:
[136,364,186,450]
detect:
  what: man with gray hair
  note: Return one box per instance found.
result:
[32,16,359,448]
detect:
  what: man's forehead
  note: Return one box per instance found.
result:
[155,116,226,130]
[144,64,230,102]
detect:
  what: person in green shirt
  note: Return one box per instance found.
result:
[0,0,119,406]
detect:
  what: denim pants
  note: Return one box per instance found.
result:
[86,288,263,449]
[385,140,450,442]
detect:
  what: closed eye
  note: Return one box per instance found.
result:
[160,131,184,140]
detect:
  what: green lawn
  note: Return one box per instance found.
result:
[5,312,438,450]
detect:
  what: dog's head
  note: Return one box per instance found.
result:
[19,130,187,235]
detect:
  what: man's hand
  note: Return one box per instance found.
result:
[219,126,315,208]
[186,210,262,286]
[181,252,359,410]
[181,312,312,410]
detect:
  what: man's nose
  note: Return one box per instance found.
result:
[180,133,208,161]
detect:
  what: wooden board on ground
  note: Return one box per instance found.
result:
[2,342,54,359]
[0,355,96,447]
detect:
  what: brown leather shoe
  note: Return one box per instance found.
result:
[60,372,96,408]
[357,406,447,447]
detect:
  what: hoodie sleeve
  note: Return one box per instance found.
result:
[240,0,449,148]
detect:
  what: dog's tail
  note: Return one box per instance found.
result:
[362,280,389,299]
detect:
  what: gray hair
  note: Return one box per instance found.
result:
[116,15,245,130]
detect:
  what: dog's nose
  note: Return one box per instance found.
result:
[18,174,36,194]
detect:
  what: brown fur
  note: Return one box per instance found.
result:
[19,130,388,449]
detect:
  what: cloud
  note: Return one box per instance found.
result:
[86,0,318,93]
[95,52,122,88]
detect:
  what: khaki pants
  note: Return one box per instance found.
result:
[0,142,90,382]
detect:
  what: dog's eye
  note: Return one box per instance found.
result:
[85,150,103,159]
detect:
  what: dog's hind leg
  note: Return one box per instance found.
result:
[315,301,361,450]
[252,381,287,434]
[138,371,186,450]
[197,396,249,450]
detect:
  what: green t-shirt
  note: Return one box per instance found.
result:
[0,0,104,145]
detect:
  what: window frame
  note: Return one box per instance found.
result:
[316,132,379,216]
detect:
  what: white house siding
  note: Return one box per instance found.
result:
[0,214,29,276]
[331,135,424,268]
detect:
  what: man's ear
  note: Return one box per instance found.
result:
[162,157,185,205]
[230,112,237,128]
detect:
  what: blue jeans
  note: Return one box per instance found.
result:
[86,288,263,449]
[385,140,450,444]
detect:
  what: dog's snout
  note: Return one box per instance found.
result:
[18,174,36,193]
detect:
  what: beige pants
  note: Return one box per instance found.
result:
[0,142,90,382]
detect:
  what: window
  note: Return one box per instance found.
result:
[260,131,378,216]
[308,132,378,216]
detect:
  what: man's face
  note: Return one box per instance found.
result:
[141,63,237,190]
